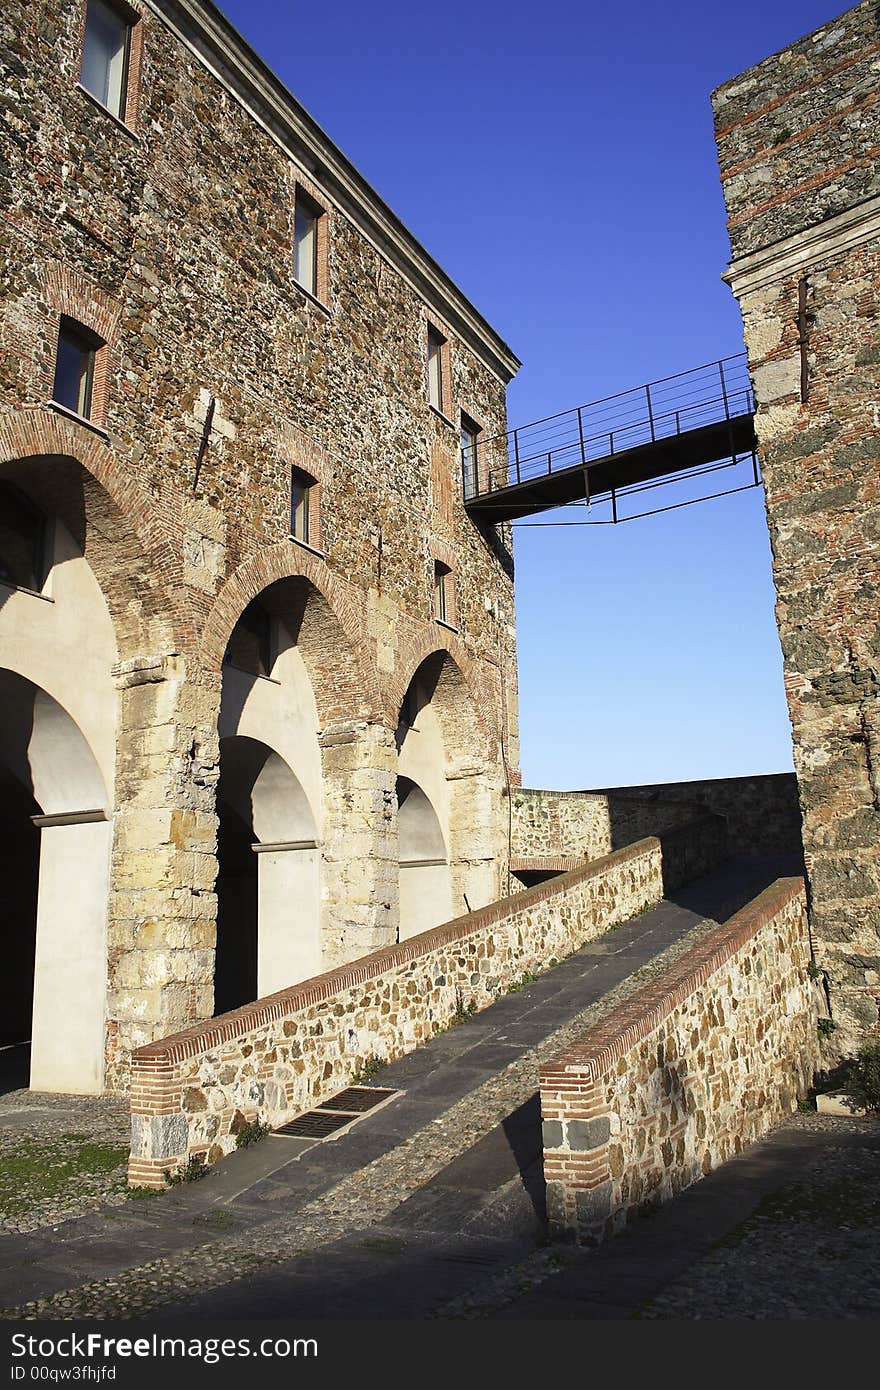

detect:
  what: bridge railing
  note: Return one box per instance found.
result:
[465,354,754,501]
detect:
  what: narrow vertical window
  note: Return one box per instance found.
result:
[290,468,313,544]
[81,0,131,120]
[461,413,480,499]
[294,190,321,297]
[52,318,100,419]
[427,326,445,413]
[433,561,451,623]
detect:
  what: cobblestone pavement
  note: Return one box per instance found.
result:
[0,1088,131,1234]
[3,858,874,1322]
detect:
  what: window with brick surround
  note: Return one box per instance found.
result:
[433,560,452,624]
[51,317,103,420]
[427,325,447,414]
[80,0,135,121]
[293,187,325,299]
[460,412,481,499]
[290,467,317,546]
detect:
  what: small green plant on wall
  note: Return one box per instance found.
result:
[351,1054,386,1086]
[235,1119,270,1149]
[163,1155,206,1186]
[843,1042,880,1113]
[817,1017,837,1041]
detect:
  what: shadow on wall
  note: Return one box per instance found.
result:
[601,774,804,861]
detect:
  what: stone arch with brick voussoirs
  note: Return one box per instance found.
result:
[0,411,223,1094]
[0,411,186,661]
[202,551,398,975]
[394,641,506,923]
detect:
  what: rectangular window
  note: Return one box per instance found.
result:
[52,318,99,419]
[427,326,446,413]
[290,469,312,544]
[433,561,451,623]
[294,190,321,297]
[461,413,480,499]
[81,0,131,120]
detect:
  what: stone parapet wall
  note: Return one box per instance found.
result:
[602,773,803,859]
[509,789,613,861]
[128,815,726,1186]
[541,876,819,1245]
[511,774,798,867]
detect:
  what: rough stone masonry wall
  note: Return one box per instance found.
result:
[0,0,521,1087]
[601,774,803,859]
[128,818,726,1185]
[713,0,880,1048]
[510,774,800,870]
[509,789,614,863]
[541,876,819,1245]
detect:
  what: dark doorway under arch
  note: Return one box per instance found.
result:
[214,795,259,1016]
[0,769,39,1092]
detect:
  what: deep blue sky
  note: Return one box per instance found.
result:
[218,0,845,789]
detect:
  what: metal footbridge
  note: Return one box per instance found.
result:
[463,354,759,526]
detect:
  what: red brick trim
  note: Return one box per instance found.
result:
[714,43,880,139]
[75,0,146,133]
[719,91,880,185]
[121,3,145,130]
[540,876,807,1087]
[726,146,880,230]
[0,408,186,656]
[198,541,383,723]
[292,171,331,307]
[43,265,123,428]
[429,539,457,628]
[0,408,176,564]
[132,835,663,1069]
[425,315,454,419]
[511,855,588,874]
[277,423,331,551]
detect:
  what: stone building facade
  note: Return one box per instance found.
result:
[0,0,521,1095]
[714,0,880,1048]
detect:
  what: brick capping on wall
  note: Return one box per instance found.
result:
[133,833,666,1068]
[128,813,726,1184]
[510,855,588,874]
[541,873,820,1244]
[541,875,806,1085]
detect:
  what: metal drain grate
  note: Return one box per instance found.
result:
[274,1110,355,1139]
[273,1086,401,1141]
[317,1086,397,1114]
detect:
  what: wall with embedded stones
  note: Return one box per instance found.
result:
[0,0,521,1092]
[713,0,880,1048]
[128,817,727,1185]
[541,876,819,1245]
[510,774,799,872]
[601,774,803,859]
[509,789,614,863]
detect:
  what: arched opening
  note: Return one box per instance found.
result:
[215,737,320,1011]
[216,580,326,1011]
[397,776,451,941]
[0,671,110,1094]
[397,649,501,923]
